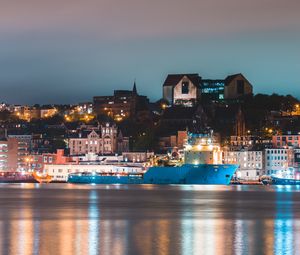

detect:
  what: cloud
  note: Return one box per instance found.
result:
[1,0,299,39]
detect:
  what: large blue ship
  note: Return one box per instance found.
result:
[68,132,238,185]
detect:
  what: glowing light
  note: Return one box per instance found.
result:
[185,145,192,150]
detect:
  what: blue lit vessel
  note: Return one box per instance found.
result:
[68,172,144,184]
[68,132,238,185]
[262,176,300,185]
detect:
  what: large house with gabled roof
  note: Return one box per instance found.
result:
[163,74,201,107]
[162,73,253,106]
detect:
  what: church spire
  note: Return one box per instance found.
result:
[133,79,137,95]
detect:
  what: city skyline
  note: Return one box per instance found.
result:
[1,0,300,104]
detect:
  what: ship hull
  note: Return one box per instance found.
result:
[68,175,144,184]
[143,164,238,185]
[68,164,238,185]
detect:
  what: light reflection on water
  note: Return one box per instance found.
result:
[89,190,99,255]
[274,191,294,255]
[0,184,300,255]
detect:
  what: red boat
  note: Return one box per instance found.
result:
[0,171,37,183]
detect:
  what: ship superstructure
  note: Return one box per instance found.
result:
[183,132,222,165]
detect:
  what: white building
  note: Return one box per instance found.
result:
[163,74,200,106]
[224,150,263,180]
[265,148,294,176]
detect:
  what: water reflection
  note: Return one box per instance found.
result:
[88,190,99,255]
[274,191,294,255]
[0,184,300,255]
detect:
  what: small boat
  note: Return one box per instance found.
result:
[263,176,300,185]
[32,172,52,183]
[0,171,36,183]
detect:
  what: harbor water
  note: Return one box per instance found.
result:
[0,184,300,255]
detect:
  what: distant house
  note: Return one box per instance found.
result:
[224,73,253,99]
[163,74,201,107]
[162,73,253,106]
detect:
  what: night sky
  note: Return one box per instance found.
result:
[1,0,300,104]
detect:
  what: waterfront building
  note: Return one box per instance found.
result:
[28,149,72,172]
[264,148,294,176]
[294,149,300,172]
[0,135,31,171]
[0,139,8,171]
[224,150,263,180]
